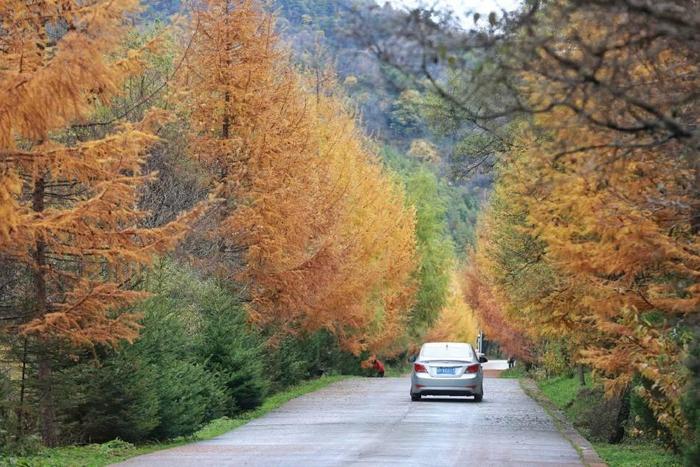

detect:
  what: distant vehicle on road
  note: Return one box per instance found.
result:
[410,342,487,402]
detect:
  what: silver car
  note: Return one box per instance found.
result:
[409,342,487,402]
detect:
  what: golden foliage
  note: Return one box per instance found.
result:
[0,0,203,346]
[0,0,142,145]
[407,139,440,164]
[182,0,417,355]
[471,16,699,440]
[524,114,698,438]
[425,270,479,345]
[462,254,533,360]
[0,0,143,238]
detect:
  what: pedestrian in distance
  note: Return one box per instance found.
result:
[372,357,385,377]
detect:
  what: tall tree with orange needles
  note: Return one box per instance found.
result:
[182,0,417,355]
[181,0,331,309]
[0,0,202,444]
[307,90,417,355]
[468,79,698,447]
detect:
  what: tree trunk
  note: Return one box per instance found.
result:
[692,153,700,235]
[32,175,57,446]
[609,387,631,444]
[578,364,586,386]
[222,0,231,141]
[16,337,28,440]
[37,350,56,446]
[222,91,230,140]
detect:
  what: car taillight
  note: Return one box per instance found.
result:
[414,363,428,373]
[466,364,480,374]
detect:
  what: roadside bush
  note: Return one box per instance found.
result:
[145,261,268,415]
[51,260,271,443]
[303,330,362,377]
[629,379,669,441]
[57,292,228,442]
[59,356,160,443]
[148,357,225,440]
[621,376,679,448]
[570,386,625,443]
[124,263,246,438]
[5,259,364,448]
[266,330,362,392]
[266,334,319,391]
[195,288,267,414]
[682,327,700,465]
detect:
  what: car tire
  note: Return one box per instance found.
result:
[410,393,421,401]
[474,393,483,402]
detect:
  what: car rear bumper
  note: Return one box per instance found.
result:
[415,388,479,396]
[410,373,483,396]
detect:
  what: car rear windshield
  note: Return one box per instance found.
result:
[420,343,475,360]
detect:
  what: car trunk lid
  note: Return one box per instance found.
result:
[424,360,475,377]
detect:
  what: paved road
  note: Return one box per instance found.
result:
[118,376,582,467]
[482,359,509,378]
[483,359,510,371]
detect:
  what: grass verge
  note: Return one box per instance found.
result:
[593,442,683,467]
[538,375,582,410]
[385,361,411,377]
[500,365,527,379]
[536,375,682,467]
[2,375,348,467]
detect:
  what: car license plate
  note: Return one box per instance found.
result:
[436,367,455,375]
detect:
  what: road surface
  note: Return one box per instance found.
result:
[482,358,509,377]
[118,374,582,466]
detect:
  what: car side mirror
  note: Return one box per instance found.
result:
[409,355,417,363]
[479,356,488,363]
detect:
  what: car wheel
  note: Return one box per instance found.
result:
[473,393,483,402]
[410,393,421,401]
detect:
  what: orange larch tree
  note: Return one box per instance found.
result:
[470,117,697,441]
[509,3,700,439]
[308,90,417,356]
[460,0,699,444]
[462,256,534,362]
[181,0,417,356]
[0,0,202,444]
[525,115,698,441]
